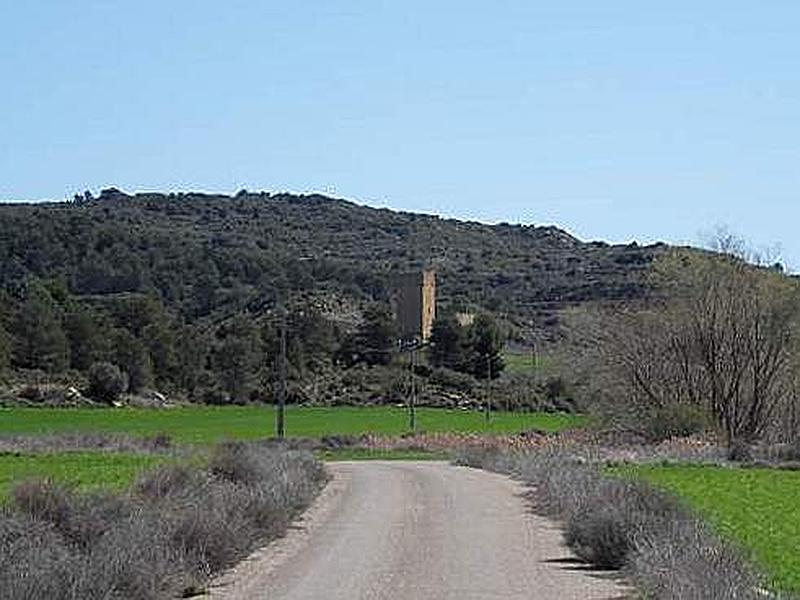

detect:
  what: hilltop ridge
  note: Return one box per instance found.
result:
[0,188,663,339]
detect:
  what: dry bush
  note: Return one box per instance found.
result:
[457,449,761,599]
[565,503,630,568]
[565,479,680,569]
[11,479,73,529]
[0,432,174,455]
[134,463,199,499]
[0,513,82,600]
[0,443,327,599]
[631,518,758,600]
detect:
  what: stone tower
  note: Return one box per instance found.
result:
[393,269,436,342]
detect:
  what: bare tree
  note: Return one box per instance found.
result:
[564,239,800,446]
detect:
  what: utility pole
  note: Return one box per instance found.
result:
[409,342,417,432]
[276,316,287,439]
[485,353,492,422]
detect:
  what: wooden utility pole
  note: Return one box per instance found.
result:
[276,318,287,439]
[409,343,417,432]
[485,354,492,422]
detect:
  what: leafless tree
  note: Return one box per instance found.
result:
[563,239,800,446]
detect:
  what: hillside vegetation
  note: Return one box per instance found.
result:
[0,188,661,405]
[1,188,660,321]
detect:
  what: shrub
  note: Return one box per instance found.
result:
[565,479,682,569]
[642,405,711,442]
[727,440,754,463]
[428,367,476,394]
[17,384,44,402]
[0,514,80,600]
[631,518,758,600]
[760,440,800,463]
[135,463,199,499]
[0,432,174,455]
[565,503,630,568]
[457,449,760,599]
[0,443,327,599]
[87,361,128,403]
[11,479,72,528]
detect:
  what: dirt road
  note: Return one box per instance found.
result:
[210,461,629,600]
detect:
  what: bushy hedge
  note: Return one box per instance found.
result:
[0,443,327,599]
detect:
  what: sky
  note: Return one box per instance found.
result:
[2,1,799,268]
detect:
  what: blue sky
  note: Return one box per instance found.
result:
[2,2,799,267]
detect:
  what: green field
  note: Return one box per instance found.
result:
[615,464,800,593]
[0,452,169,497]
[502,351,550,376]
[0,406,585,444]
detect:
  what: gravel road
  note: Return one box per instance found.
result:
[210,461,629,600]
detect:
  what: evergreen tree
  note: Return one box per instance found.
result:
[174,324,210,396]
[211,315,263,402]
[112,329,153,393]
[359,304,396,366]
[12,282,69,373]
[87,362,127,403]
[465,314,505,380]
[337,304,396,367]
[429,316,467,370]
[292,310,335,369]
[64,307,106,371]
[264,309,335,376]
[0,325,9,373]
[143,322,178,386]
[113,295,168,337]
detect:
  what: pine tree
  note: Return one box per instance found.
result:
[0,325,9,373]
[12,282,69,373]
[64,308,106,371]
[360,304,396,366]
[143,322,178,387]
[337,304,397,367]
[429,316,467,370]
[465,314,505,380]
[175,324,210,396]
[112,329,153,393]
[211,315,263,402]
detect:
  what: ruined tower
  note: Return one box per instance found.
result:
[393,269,436,342]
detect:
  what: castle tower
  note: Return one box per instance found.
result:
[393,270,436,342]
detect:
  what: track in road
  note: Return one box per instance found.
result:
[211,461,629,600]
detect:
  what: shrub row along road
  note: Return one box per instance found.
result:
[210,461,629,600]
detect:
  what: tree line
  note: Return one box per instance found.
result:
[0,276,506,405]
[0,279,337,403]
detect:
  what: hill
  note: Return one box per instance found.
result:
[0,188,664,406]
[0,188,662,336]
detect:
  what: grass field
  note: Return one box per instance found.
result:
[0,406,585,444]
[613,464,800,593]
[0,452,170,497]
[502,351,551,376]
